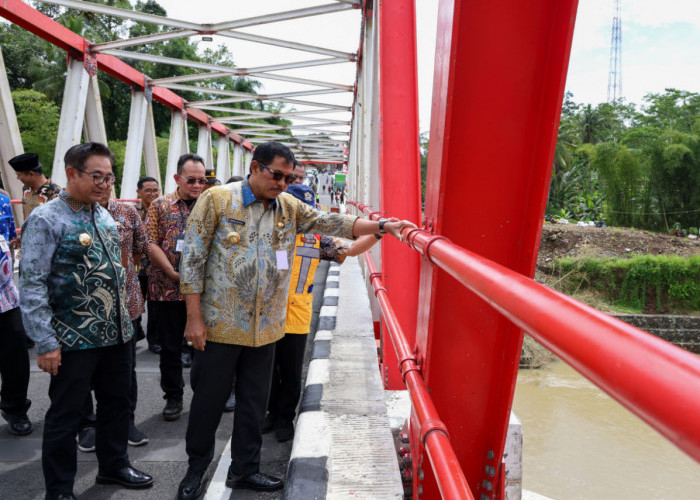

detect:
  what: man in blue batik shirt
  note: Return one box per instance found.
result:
[19,142,153,500]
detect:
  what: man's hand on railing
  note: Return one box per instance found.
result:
[383,219,417,242]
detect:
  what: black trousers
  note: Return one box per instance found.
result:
[267,333,308,426]
[0,307,30,414]
[82,331,139,425]
[186,341,275,476]
[151,301,187,400]
[138,274,159,347]
[43,342,131,495]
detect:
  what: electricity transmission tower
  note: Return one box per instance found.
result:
[607,0,622,102]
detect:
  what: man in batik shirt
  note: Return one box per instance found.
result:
[78,193,151,451]
[145,154,206,422]
[175,141,415,500]
[264,183,390,442]
[20,142,153,500]
[8,153,61,220]
[136,176,161,353]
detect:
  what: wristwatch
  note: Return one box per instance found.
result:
[378,219,388,234]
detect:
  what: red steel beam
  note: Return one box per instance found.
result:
[0,0,249,148]
[378,0,422,390]
[351,200,700,465]
[364,252,473,500]
[414,0,581,497]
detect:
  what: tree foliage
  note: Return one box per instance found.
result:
[547,89,700,230]
[1,0,290,183]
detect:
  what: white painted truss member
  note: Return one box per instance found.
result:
[216,135,230,183]
[83,73,107,145]
[0,48,26,224]
[52,56,91,189]
[196,124,214,173]
[143,102,161,188]
[165,109,189,195]
[232,143,244,178]
[121,90,149,200]
[243,150,253,175]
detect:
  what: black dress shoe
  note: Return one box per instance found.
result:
[223,392,236,413]
[1,410,33,436]
[225,468,283,491]
[96,466,153,489]
[44,493,77,500]
[163,398,183,421]
[177,467,205,500]
[275,421,294,443]
[148,343,162,354]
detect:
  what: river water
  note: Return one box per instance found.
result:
[513,360,700,499]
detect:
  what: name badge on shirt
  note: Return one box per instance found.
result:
[0,235,9,254]
[276,250,289,270]
[175,237,185,253]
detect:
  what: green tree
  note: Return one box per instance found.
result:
[12,89,60,173]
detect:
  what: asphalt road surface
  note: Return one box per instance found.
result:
[0,261,328,500]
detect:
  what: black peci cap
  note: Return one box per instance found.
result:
[8,153,42,173]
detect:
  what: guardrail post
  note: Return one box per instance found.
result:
[414,0,579,498]
[378,0,421,391]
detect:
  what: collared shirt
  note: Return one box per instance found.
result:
[179,179,358,347]
[19,191,133,355]
[22,180,61,218]
[0,193,17,243]
[108,200,150,319]
[144,190,194,301]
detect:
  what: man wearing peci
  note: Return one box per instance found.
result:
[175,141,416,499]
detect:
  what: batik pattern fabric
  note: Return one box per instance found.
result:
[22,180,61,218]
[108,200,150,320]
[144,191,192,302]
[19,191,133,355]
[0,239,19,314]
[179,179,358,347]
[135,202,152,275]
[0,193,17,244]
[319,236,350,263]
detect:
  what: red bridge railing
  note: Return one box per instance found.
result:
[349,201,700,467]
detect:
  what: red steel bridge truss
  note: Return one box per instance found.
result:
[1,1,699,499]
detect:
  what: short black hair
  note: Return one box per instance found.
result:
[137,176,159,190]
[226,176,244,184]
[250,142,295,173]
[64,142,114,171]
[177,153,206,175]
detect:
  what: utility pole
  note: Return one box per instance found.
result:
[607,0,622,102]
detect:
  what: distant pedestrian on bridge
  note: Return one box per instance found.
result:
[19,142,153,500]
[174,141,416,500]
[8,152,61,221]
[145,153,206,422]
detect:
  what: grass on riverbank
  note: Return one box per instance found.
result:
[549,254,700,314]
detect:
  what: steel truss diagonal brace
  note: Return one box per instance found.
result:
[165,110,189,194]
[53,56,91,189]
[216,135,231,182]
[0,48,26,224]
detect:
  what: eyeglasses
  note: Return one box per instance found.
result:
[77,169,117,186]
[258,163,298,185]
[184,177,207,185]
[140,188,160,194]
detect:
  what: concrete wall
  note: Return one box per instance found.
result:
[613,314,700,353]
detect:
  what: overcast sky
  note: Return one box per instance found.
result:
[153,0,700,134]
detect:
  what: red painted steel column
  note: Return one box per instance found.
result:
[414,1,579,498]
[378,0,421,389]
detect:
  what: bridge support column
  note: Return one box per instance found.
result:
[52,56,91,188]
[378,0,421,390]
[413,0,579,498]
[216,135,230,182]
[0,48,26,224]
[165,109,189,194]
